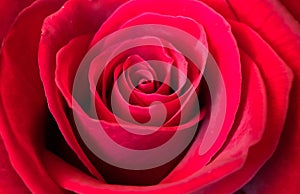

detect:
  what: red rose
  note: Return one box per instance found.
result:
[0,0,299,193]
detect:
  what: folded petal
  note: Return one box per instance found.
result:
[201,20,293,194]
[0,0,67,192]
[39,0,127,180]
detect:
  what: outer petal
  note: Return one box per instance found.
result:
[39,0,129,183]
[0,0,66,193]
[199,21,293,193]
[187,48,268,194]
[195,0,300,192]
[0,135,29,193]
[0,0,35,44]
[221,0,300,193]
[280,0,300,22]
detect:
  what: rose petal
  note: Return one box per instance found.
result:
[222,0,300,192]
[197,0,300,192]
[280,0,300,22]
[0,135,30,193]
[118,12,207,93]
[39,0,127,180]
[0,0,35,44]
[0,0,67,192]
[227,0,300,64]
[96,40,176,108]
[55,34,94,111]
[200,20,294,193]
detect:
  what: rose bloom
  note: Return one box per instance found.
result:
[0,0,300,193]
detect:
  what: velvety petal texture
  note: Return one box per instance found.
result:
[0,136,30,193]
[0,0,67,193]
[0,0,299,193]
[0,0,35,44]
